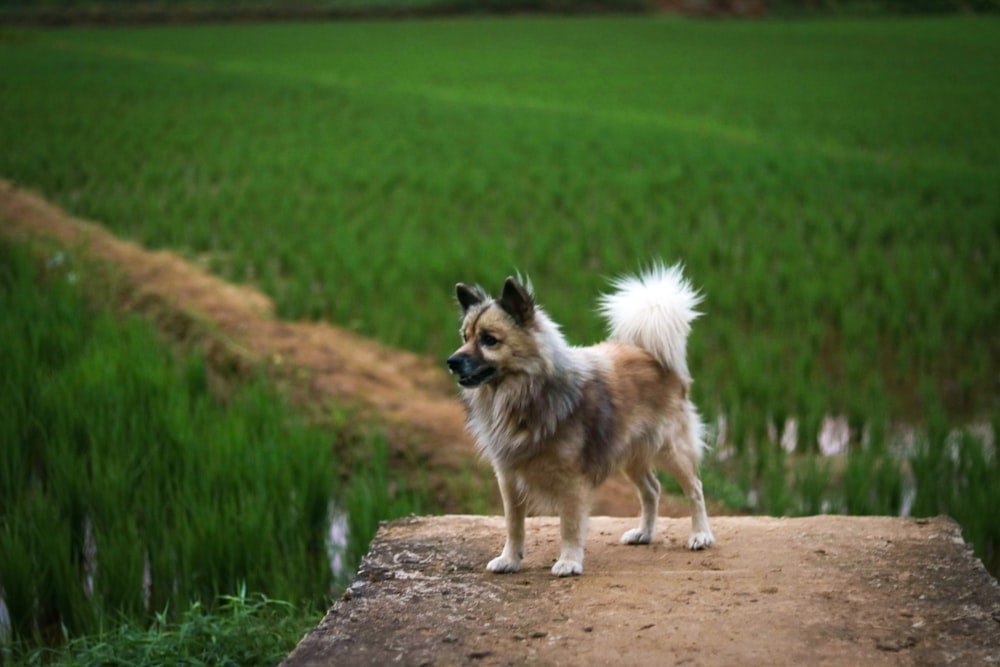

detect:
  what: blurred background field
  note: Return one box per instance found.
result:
[1,6,998,661]
[1,17,996,418]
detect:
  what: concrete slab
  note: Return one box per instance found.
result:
[283,515,1000,666]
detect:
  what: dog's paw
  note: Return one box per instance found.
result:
[687,531,714,550]
[486,555,521,574]
[620,528,653,545]
[551,559,583,577]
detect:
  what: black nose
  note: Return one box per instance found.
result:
[446,355,466,374]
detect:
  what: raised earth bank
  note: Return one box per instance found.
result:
[283,515,1000,666]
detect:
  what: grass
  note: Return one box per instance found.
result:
[0,239,424,657]
[9,586,309,667]
[0,11,997,633]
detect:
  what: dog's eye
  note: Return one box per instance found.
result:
[480,332,500,347]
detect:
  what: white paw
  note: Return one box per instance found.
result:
[620,528,653,545]
[687,531,714,550]
[486,555,521,574]
[551,559,583,577]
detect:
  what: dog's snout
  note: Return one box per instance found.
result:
[446,354,467,374]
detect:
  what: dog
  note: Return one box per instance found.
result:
[446,263,714,577]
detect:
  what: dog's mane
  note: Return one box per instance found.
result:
[463,308,587,468]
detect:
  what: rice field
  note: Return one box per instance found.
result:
[0,240,423,653]
[0,9,997,618]
[1,17,996,418]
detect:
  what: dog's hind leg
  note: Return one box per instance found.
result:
[487,470,526,574]
[660,444,714,550]
[620,463,660,545]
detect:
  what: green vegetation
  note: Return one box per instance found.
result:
[0,240,423,657]
[0,15,997,656]
[11,587,309,667]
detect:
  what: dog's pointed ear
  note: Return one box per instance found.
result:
[499,276,535,325]
[456,283,487,314]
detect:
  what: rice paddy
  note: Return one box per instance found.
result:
[0,240,423,656]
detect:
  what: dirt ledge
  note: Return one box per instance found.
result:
[283,515,1000,666]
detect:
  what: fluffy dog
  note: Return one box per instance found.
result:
[446,264,714,577]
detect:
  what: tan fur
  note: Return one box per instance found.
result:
[447,275,713,577]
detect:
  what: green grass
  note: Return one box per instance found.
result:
[0,239,424,655]
[8,586,310,667]
[0,15,997,578]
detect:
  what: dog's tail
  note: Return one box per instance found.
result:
[598,262,702,385]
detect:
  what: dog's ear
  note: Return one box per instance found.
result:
[456,283,487,314]
[499,276,535,325]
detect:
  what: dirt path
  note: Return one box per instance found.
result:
[0,179,704,516]
[282,514,1000,666]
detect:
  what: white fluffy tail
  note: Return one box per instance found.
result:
[598,262,702,384]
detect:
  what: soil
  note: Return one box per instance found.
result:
[282,515,1000,666]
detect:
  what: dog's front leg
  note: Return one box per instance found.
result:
[551,487,589,577]
[487,470,525,573]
